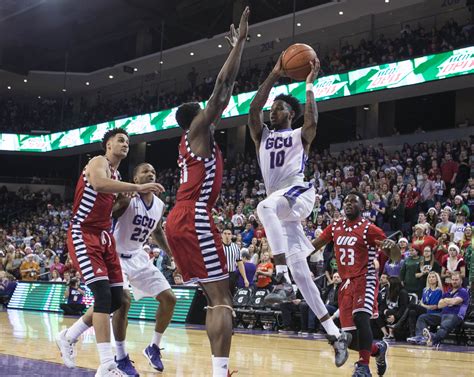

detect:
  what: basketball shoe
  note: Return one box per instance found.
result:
[352,362,372,377]
[327,331,352,367]
[95,362,127,377]
[115,354,139,377]
[56,329,77,368]
[375,340,389,376]
[143,344,164,372]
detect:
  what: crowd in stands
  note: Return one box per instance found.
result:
[1,18,474,134]
[0,135,473,343]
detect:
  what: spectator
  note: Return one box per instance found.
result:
[50,269,63,282]
[412,223,437,255]
[387,194,405,231]
[231,206,246,234]
[406,272,443,342]
[383,253,404,278]
[453,196,470,219]
[236,251,256,289]
[377,276,410,340]
[450,211,468,244]
[173,274,184,285]
[400,245,421,297]
[241,223,254,247]
[441,243,466,291]
[435,209,453,238]
[50,255,65,277]
[419,172,436,211]
[415,246,441,289]
[398,238,410,259]
[256,252,273,290]
[20,254,40,281]
[415,272,469,347]
[60,278,86,316]
[440,153,459,191]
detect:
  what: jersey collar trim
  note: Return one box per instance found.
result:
[140,195,154,211]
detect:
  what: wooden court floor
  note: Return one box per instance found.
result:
[0,309,473,376]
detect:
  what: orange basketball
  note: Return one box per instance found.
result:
[282,43,317,81]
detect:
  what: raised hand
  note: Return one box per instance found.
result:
[271,52,286,77]
[306,58,320,84]
[225,6,250,48]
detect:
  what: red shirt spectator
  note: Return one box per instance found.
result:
[440,153,459,185]
[411,224,437,255]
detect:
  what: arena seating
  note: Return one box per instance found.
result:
[1,18,473,134]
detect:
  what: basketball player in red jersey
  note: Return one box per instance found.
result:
[165,7,249,377]
[313,192,400,377]
[56,128,163,377]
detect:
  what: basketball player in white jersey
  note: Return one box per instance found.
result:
[248,55,351,367]
[57,163,175,377]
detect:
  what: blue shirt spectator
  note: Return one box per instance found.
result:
[241,224,254,247]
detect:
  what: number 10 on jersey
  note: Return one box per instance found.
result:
[270,150,285,169]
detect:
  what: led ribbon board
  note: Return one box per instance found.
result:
[1,46,473,152]
[7,281,196,323]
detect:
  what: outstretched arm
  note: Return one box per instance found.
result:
[301,59,320,153]
[190,7,249,135]
[248,53,284,148]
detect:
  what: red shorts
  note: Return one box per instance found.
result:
[67,226,123,286]
[338,274,379,331]
[165,201,228,283]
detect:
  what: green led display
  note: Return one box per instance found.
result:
[1,46,473,153]
[7,282,196,323]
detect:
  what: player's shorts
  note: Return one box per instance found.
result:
[119,251,171,300]
[165,200,228,284]
[259,183,315,257]
[67,226,123,287]
[338,274,379,331]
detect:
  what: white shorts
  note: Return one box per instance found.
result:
[265,184,315,257]
[119,251,171,301]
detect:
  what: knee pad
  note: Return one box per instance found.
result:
[88,280,112,314]
[110,286,124,313]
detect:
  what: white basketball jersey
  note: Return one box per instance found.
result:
[113,195,165,256]
[258,126,307,194]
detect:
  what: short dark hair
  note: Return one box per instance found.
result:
[101,128,129,151]
[176,102,201,130]
[274,94,302,120]
[132,163,150,178]
[350,190,366,208]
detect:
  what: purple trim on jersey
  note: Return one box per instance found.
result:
[299,152,308,173]
[140,194,154,211]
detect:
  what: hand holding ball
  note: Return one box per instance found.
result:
[281,43,319,81]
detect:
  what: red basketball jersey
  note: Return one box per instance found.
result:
[70,160,120,231]
[176,131,223,207]
[320,217,386,279]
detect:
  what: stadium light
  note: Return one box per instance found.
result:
[296,22,302,27]
[218,44,222,48]
[339,11,344,15]
[85,82,90,86]
[190,52,194,56]
[7,86,11,90]
[109,75,114,79]
[257,33,262,37]
[23,79,28,83]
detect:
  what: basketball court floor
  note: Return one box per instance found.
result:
[0,309,472,376]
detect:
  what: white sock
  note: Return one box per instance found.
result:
[115,340,127,360]
[151,331,163,347]
[275,265,292,284]
[321,318,341,338]
[212,356,229,377]
[97,342,114,366]
[288,258,340,338]
[65,318,90,342]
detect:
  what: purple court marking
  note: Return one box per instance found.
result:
[0,354,95,376]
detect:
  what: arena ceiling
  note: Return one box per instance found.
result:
[0,0,330,73]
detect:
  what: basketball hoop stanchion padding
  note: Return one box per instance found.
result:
[7,281,199,323]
